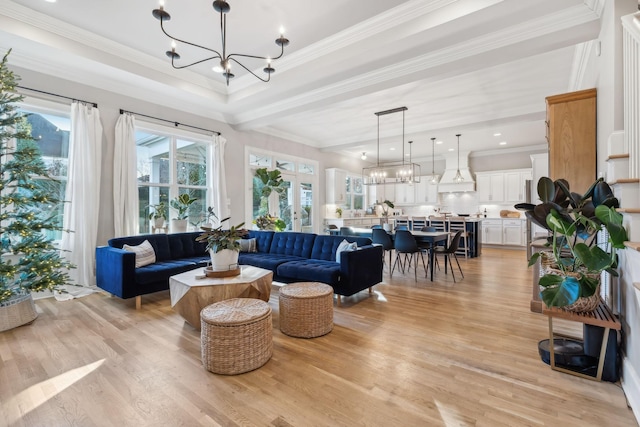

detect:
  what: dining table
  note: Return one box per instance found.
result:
[335,227,450,281]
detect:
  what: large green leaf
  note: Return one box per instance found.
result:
[578,275,599,298]
[546,210,576,237]
[595,205,628,247]
[573,243,610,272]
[538,274,563,288]
[540,276,580,307]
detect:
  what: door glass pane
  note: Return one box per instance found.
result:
[136,132,170,184]
[279,181,293,231]
[176,139,207,186]
[252,175,267,218]
[276,159,295,172]
[300,182,313,233]
[249,153,271,167]
[299,163,314,174]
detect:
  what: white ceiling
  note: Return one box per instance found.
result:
[0,0,606,162]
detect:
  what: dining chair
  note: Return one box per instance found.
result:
[371,228,394,270]
[419,226,439,269]
[448,217,470,258]
[411,216,427,231]
[391,230,427,281]
[433,230,464,282]
[371,224,383,229]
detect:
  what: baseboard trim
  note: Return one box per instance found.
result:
[622,354,640,424]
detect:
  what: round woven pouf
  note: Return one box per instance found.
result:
[200,298,273,375]
[279,282,334,338]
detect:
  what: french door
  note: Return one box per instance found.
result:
[278,175,313,232]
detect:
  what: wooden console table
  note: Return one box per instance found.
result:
[543,300,621,381]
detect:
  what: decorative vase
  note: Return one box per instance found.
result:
[383,223,392,232]
[0,292,38,332]
[209,249,239,271]
[171,219,188,233]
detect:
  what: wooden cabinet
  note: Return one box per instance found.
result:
[476,173,505,203]
[326,168,347,205]
[546,88,596,194]
[504,170,533,203]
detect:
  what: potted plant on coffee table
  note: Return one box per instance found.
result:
[196,217,247,272]
[170,193,198,233]
[515,177,628,312]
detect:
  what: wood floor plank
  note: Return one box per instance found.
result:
[0,248,636,426]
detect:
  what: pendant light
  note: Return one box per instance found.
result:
[429,137,439,185]
[453,133,464,183]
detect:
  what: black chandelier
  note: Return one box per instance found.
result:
[152,0,290,86]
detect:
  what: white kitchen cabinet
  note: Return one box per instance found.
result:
[502,219,524,246]
[372,183,396,205]
[415,177,439,204]
[476,173,505,203]
[326,168,347,205]
[504,170,533,203]
[395,182,415,205]
[483,219,503,244]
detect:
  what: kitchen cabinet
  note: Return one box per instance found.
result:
[502,219,524,246]
[504,170,533,203]
[546,88,596,194]
[371,183,395,205]
[395,182,415,205]
[326,168,347,205]
[415,177,439,204]
[483,219,503,245]
[476,173,505,203]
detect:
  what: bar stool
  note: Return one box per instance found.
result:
[411,216,427,231]
[448,217,470,259]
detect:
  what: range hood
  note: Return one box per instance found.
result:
[437,151,475,193]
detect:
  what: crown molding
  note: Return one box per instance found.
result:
[568,41,594,91]
[252,126,322,147]
[469,143,548,158]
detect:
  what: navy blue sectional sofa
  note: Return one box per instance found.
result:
[96,230,383,306]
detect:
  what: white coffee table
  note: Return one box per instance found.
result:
[169,265,273,330]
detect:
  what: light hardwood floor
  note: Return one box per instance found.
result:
[0,248,636,426]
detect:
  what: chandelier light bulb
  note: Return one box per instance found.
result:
[361,152,367,160]
[159,0,165,9]
[170,40,176,50]
[280,26,285,36]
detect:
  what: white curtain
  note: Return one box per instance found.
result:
[210,134,228,226]
[60,102,103,294]
[113,113,139,237]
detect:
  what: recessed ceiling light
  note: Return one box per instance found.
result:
[436,140,443,144]
[44,0,57,3]
[499,141,507,145]
[390,147,395,151]
[493,133,502,137]
[448,148,454,152]
[405,153,410,157]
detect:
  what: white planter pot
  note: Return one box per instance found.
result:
[383,223,392,232]
[171,219,188,233]
[209,249,239,271]
[152,217,165,228]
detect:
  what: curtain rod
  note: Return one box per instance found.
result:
[17,86,98,108]
[120,109,221,136]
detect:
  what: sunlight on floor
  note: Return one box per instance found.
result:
[373,290,388,302]
[435,399,470,426]
[3,359,105,424]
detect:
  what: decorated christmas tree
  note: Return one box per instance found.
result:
[0,49,74,304]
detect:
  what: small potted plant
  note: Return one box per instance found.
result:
[253,213,286,231]
[516,177,628,311]
[202,206,218,228]
[148,201,168,229]
[335,207,343,218]
[170,193,198,232]
[196,217,247,271]
[380,200,395,231]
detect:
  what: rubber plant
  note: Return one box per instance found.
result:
[515,177,627,308]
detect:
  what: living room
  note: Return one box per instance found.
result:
[2,0,640,425]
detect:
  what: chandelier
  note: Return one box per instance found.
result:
[152,0,290,86]
[429,137,440,185]
[363,107,420,186]
[453,133,464,183]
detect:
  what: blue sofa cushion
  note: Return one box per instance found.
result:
[247,230,275,253]
[269,232,316,257]
[238,252,305,271]
[108,234,172,261]
[168,232,207,258]
[135,260,198,285]
[276,259,340,285]
[310,235,373,261]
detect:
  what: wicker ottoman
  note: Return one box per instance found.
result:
[279,282,333,338]
[200,298,273,375]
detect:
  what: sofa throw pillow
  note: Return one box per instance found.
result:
[238,238,257,253]
[123,240,156,268]
[335,239,357,262]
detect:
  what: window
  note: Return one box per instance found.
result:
[136,125,211,233]
[345,174,364,210]
[18,102,71,241]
